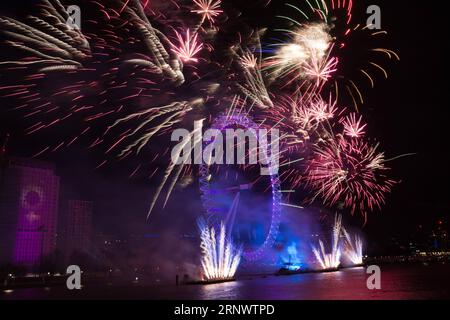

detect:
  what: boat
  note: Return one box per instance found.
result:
[276,262,304,275]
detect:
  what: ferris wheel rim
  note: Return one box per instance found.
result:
[198,113,282,261]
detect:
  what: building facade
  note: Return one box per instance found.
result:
[0,157,60,269]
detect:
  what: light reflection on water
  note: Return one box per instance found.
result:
[200,281,243,300]
[2,264,450,300]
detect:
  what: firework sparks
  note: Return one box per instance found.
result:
[264,23,334,86]
[274,1,398,109]
[0,0,400,228]
[306,137,396,220]
[170,29,203,63]
[198,218,242,281]
[106,101,194,156]
[309,95,337,122]
[121,0,185,85]
[342,113,367,138]
[312,214,342,270]
[191,0,223,25]
[342,227,363,265]
[236,43,273,109]
[0,0,90,72]
[304,54,338,87]
[260,94,313,160]
[240,52,258,69]
[269,93,336,144]
[147,115,205,218]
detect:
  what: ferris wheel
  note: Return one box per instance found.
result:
[199,114,282,261]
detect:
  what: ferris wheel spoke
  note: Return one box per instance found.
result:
[199,113,283,262]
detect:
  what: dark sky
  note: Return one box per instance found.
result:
[352,0,450,239]
[0,0,448,245]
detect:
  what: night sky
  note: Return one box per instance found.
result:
[0,0,448,251]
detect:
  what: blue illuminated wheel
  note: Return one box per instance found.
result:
[199,114,282,261]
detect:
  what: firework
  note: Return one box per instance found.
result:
[106,101,194,156]
[270,93,396,219]
[147,115,205,218]
[312,214,342,270]
[235,41,274,109]
[273,1,399,109]
[0,0,90,72]
[0,0,189,155]
[342,113,367,138]
[198,218,242,281]
[120,0,185,85]
[264,22,335,88]
[191,0,223,25]
[264,93,336,152]
[303,52,338,87]
[309,95,337,122]
[0,0,400,227]
[170,29,203,63]
[306,137,396,221]
[240,52,258,69]
[342,227,363,265]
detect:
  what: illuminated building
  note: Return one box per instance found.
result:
[0,157,60,269]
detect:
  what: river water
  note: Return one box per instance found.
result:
[2,263,449,300]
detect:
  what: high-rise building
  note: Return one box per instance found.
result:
[64,200,93,261]
[0,157,60,269]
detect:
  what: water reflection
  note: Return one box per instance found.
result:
[2,264,449,300]
[200,281,243,300]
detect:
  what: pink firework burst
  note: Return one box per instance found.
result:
[170,29,204,63]
[289,95,337,128]
[304,54,339,87]
[310,96,337,122]
[342,113,367,138]
[306,137,396,220]
[240,52,258,69]
[191,0,223,24]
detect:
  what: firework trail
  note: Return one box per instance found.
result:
[234,32,274,110]
[198,218,242,281]
[0,0,90,72]
[106,101,194,157]
[264,22,335,92]
[271,0,399,109]
[0,0,401,225]
[0,0,194,161]
[147,115,205,218]
[312,214,342,270]
[342,227,363,265]
[119,0,185,85]
[262,92,337,159]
